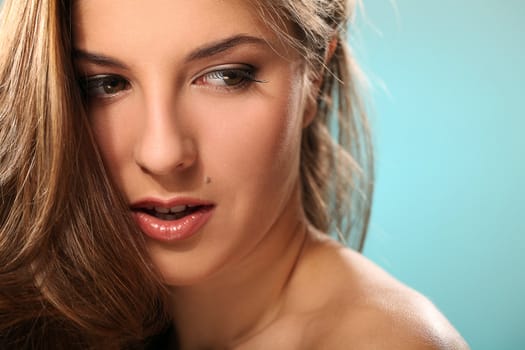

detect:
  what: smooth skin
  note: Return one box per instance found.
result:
[73,0,469,349]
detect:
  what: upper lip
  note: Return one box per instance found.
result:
[130,197,215,210]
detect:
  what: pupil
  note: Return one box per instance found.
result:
[223,71,242,86]
[104,78,122,93]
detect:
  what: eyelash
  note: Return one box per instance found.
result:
[78,64,265,100]
[79,74,131,99]
[192,64,265,92]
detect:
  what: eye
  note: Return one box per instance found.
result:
[79,74,131,98]
[193,64,265,91]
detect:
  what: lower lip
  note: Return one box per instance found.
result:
[132,206,214,242]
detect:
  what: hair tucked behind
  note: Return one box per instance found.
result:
[0,1,168,348]
[252,0,374,250]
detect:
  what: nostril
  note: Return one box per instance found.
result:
[133,136,197,175]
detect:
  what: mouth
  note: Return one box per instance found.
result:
[129,199,215,242]
[134,204,211,221]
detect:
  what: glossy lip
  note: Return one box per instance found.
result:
[130,197,215,242]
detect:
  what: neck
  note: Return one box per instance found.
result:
[167,199,309,349]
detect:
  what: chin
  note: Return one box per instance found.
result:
[147,244,227,287]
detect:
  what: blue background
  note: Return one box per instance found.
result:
[354,1,524,349]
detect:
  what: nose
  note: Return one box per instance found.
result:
[133,97,197,176]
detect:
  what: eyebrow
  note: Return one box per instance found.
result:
[73,34,269,69]
[184,34,269,62]
[73,49,128,69]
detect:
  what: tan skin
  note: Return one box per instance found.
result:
[73,0,469,348]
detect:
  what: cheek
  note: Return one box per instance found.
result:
[192,87,304,189]
[88,100,139,185]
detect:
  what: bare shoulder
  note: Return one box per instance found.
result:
[295,234,470,350]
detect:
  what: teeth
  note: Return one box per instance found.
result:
[152,205,190,214]
[154,206,170,214]
[170,205,187,213]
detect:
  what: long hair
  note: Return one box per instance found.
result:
[0,0,373,347]
[252,0,374,250]
[0,1,168,348]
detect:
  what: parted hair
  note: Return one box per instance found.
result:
[0,0,373,348]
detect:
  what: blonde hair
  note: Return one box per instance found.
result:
[252,0,374,249]
[0,0,373,347]
[0,1,167,347]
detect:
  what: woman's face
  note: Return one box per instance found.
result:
[73,0,312,285]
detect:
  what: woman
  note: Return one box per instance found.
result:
[0,0,468,349]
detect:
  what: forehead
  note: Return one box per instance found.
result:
[72,0,285,57]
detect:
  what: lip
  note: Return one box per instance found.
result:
[130,197,215,242]
[130,197,215,209]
